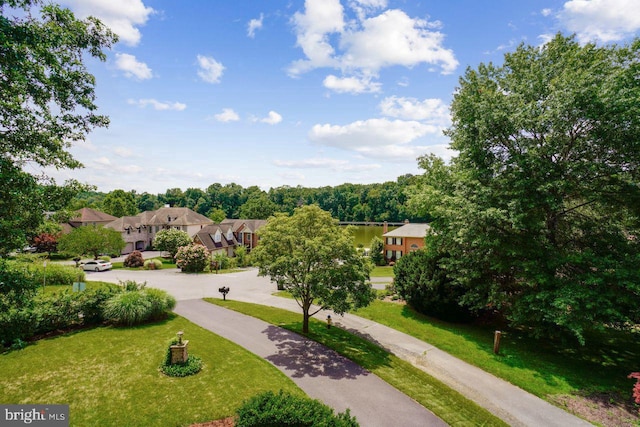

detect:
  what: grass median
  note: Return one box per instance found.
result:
[205,298,508,427]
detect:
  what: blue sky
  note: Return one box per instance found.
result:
[41,0,640,194]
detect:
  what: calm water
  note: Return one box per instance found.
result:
[348,225,398,247]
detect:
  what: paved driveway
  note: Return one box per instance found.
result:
[93,267,591,427]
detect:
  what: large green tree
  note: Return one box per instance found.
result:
[102,189,138,217]
[58,225,125,259]
[0,0,116,254]
[409,34,640,343]
[252,205,374,333]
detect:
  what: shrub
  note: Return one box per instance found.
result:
[99,255,111,262]
[124,251,145,268]
[393,249,474,322]
[236,390,359,427]
[145,288,176,320]
[143,259,162,270]
[102,284,175,326]
[0,260,39,346]
[103,292,152,326]
[234,246,249,267]
[175,244,209,273]
[160,339,203,377]
[212,252,231,270]
[629,372,640,406]
[28,263,84,287]
[369,236,385,266]
[154,228,192,258]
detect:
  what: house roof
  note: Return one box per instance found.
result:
[195,224,238,251]
[104,216,145,232]
[383,223,430,238]
[221,219,267,233]
[69,208,117,224]
[145,207,212,226]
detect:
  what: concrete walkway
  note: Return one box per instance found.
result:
[174,299,445,427]
[95,266,593,426]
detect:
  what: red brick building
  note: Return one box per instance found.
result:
[382,222,430,262]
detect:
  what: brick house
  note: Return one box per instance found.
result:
[382,222,430,262]
[194,219,266,257]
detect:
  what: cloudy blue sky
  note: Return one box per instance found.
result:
[41,0,640,194]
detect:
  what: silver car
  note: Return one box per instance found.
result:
[82,260,112,272]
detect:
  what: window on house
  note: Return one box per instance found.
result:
[214,231,221,243]
[386,250,393,259]
[386,237,393,245]
[126,229,130,235]
[395,250,403,259]
[397,238,403,245]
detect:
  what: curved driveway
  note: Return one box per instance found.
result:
[93,267,592,427]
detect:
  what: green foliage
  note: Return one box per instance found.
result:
[212,252,231,270]
[160,339,203,377]
[58,225,125,260]
[102,284,175,326]
[236,390,359,427]
[234,245,250,267]
[238,194,278,219]
[153,228,192,258]
[408,34,640,344]
[101,189,138,217]
[207,207,227,223]
[124,250,145,268]
[0,260,39,345]
[0,1,116,255]
[252,205,374,333]
[143,259,162,270]
[368,236,385,266]
[29,263,85,286]
[176,244,210,273]
[393,250,473,322]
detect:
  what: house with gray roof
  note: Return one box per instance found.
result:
[382,222,430,262]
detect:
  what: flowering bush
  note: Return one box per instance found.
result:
[175,244,209,273]
[629,372,640,406]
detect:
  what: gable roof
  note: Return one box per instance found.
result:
[146,207,212,227]
[195,224,238,251]
[221,219,267,233]
[383,223,430,238]
[69,208,117,224]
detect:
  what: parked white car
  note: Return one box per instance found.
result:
[82,260,112,272]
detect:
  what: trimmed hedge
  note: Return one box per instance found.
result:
[236,390,359,427]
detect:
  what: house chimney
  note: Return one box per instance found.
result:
[383,221,388,234]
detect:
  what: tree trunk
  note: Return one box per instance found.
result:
[302,309,310,333]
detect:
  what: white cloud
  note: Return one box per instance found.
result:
[559,0,640,43]
[541,8,553,17]
[309,118,440,161]
[127,98,187,111]
[214,108,240,122]
[113,147,134,158]
[260,111,283,125]
[340,9,457,73]
[289,0,345,75]
[60,0,154,46]
[323,75,381,93]
[197,55,225,84]
[288,1,458,93]
[247,13,264,38]
[95,157,111,166]
[115,53,152,80]
[379,96,450,125]
[273,157,380,171]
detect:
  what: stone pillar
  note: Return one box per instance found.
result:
[170,341,189,364]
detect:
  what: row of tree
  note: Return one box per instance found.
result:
[68,176,426,223]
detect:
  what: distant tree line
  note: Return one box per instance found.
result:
[68,174,429,223]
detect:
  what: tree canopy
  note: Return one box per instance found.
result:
[58,225,125,259]
[408,34,640,343]
[252,205,374,333]
[0,0,116,253]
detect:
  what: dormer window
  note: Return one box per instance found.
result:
[226,229,233,241]
[214,230,221,243]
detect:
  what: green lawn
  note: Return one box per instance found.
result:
[353,300,640,400]
[0,316,302,426]
[370,266,394,278]
[205,298,507,427]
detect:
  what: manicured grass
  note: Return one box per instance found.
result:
[0,315,302,426]
[353,300,640,400]
[205,298,508,427]
[370,266,394,278]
